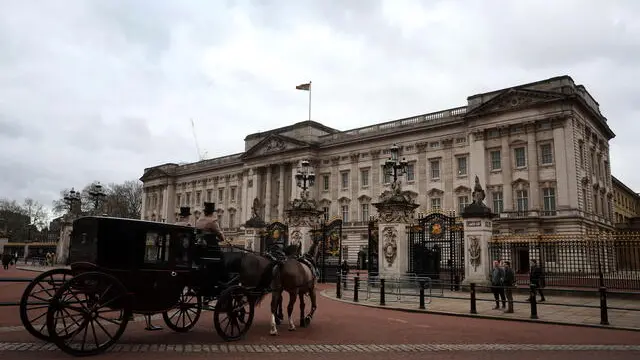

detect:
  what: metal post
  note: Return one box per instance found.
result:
[470,283,477,314]
[353,276,360,302]
[529,284,538,319]
[419,280,426,309]
[599,287,609,325]
[380,278,386,306]
[336,271,342,299]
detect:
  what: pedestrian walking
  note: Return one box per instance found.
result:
[503,261,516,313]
[527,259,546,302]
[490,260,506,309]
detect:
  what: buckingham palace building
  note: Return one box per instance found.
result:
[140,75,616,262]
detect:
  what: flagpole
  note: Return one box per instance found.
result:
[308,81,312,121]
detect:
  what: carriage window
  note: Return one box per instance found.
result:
[144,231,169,264]
[173,232,191,267]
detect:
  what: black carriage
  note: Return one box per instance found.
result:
[19,216,254,356]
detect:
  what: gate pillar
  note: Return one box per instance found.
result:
[285,198,322,254]
[373,190,419,279]
[242,209,267,253]
[461,176,494,287]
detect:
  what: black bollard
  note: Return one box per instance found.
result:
[380,278,386,306]
[599,287,609,325]
[336,271,342,299]
[353,276,360,303]
[529,284,538,319]
[470,283,477,314]
[419,280,426,309]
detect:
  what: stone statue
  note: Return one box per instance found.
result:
[472,175,486,205]
[251,198,261,219]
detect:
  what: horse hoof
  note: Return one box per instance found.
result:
[304,317,312,327]
[270,330,278,336]
[288,326,296,332]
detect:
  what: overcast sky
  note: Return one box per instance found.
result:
[1,0,639,214]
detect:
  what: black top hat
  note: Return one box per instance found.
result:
[179,207,191,218]
[203,202,216,215]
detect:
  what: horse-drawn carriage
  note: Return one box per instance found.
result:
[19,216,255,356]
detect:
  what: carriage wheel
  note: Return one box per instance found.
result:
[19,268,74,341]
[162,286,202,332]
[46,271,131,356]
[214,285,254,341]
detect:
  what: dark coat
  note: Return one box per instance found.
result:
[504,267,516,287]
[530,265,545,288]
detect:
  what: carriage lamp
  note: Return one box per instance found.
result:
[63,188,81,210]
[295,159,316,192]
[384,143,409,183]
[88,182,107,211]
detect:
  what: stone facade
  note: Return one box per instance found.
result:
[612,176,639,225]
[140,75,616,262]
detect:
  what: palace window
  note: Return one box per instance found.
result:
[579,142,584,168]
[186,192,191,205]
[218,188,224,202]
[229,212,235,228]
[382,166,391,184]
[431,198,441,210]
[230,187,236,202]
[430,160,441,180]
[341,205,349,223]
[361,204,369,222]
[206,190,212,202]
[360,169,369,187]
[490,150,501,170]
[516,190,528,212]
[196,191,201,206]
[514,147,526,168]
[458,196,469,214]
[341,171,349,189]
[542,188,556,214]
[322,207,329,222]
[406,163,415,181]
[176,194,181,206]
[492,191,503,214]
[322,175,330,191]
[540,143,553,165]
[457,156,467,176]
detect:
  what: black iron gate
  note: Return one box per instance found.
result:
[408,212,464,290]
[318,219,342,283]
[260,221,288,255]
[367,218,379,277]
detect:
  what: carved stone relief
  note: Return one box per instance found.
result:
[261,138,287,154]
[377,205,415,223]
[467,235,481,271]
[382,226,398,267]
[291,230,302,246]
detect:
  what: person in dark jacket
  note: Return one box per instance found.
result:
[490,260,506,309]
[527,259,546,302]
[503,261,516,313]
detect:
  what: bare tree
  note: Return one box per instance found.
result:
[22,198,48,230]
[104,181,143,219]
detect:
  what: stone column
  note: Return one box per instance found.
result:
[241,170,249,222]
[461,176,494,287]
[265,165,272,222]
[554,123,570,207]
[278,164,285,220]
[141,188,147,220]
[500,128,513,210]
[373,194,419,279]
[526,125,539,209]
[56,220,73,264]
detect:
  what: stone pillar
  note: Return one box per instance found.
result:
[461,175,494,287]
[265,166,272,222]
[242,227,264,252]
[278,164,285,220]
[526,125,539,209]
[373,191,419,279]
[56,219,73,264]
[287,207,322,253]
[141,188,147,220]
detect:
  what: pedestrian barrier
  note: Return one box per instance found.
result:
[335,272,640,329]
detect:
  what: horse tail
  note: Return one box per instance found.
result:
[252,262,280,308]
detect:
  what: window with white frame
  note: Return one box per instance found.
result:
[341,205,349,223]
[431,198,441,210]
[176,194,181,206]
[322,175,330,191]
[430,160,440,180]
[230,187,236,202]
[206,190,212,202]
[543,187,556,213]
[514,147,526,167]
[361,204,369,221]
[229,212,235,228]
[341,171,349,189]
[492,191,503,214]
[382,166,391,184]
[186,192,192,205]
[490,150,501,170]
[196,191,201,206]
[457,156,467,176]
[516,190,529,212]
[360,169,369,187]
[540,143,553,165]
[458,196,469,214]
[406,163,415,181]
[218,188,224,202]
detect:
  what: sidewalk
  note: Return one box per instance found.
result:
[15,265,69,273]
[323,285,640,331]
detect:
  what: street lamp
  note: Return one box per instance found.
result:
[88,182,107,214]
[295,160,316,198]
[384,144,409,184]
[63,188,81,211]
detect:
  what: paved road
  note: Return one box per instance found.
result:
[1,267,640,359]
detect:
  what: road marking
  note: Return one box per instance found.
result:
[387,317,408,324]
[0,343,639,352]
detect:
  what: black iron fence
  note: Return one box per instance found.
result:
[488,233,640,290]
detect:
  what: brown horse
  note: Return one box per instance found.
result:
[269,239,320,335]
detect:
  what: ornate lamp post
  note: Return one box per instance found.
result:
[88,182,107,214]
[63,188,81,212]
[384,144,409,184]
[295,160,316,199]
